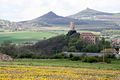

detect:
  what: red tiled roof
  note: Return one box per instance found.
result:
[81,33,95,36]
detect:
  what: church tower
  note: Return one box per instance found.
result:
[70,22,75,30]
[67,22,78,36]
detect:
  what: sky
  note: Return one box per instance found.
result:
[0,0,120,21]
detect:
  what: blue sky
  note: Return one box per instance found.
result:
[0,0,120,21]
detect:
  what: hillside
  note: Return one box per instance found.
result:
[18,11,86,27]
[0,19,16,30]
[68,8,120,24]
[0,19,24,31]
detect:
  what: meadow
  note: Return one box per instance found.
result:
[0,59,120,80]
[0,59,120,70]
[0,30,100,44]
[0,30,65,44]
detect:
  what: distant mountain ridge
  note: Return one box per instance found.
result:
[0,8,120,31]
[19,11,87,27]
[18,11,120,31]
[72,8,113,16]
[68,8,120,22]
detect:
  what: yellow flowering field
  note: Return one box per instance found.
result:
[0,65,120,80]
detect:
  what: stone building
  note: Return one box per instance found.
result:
[80,32,99,44]
[111,38,120,59]
[67,22,99,44]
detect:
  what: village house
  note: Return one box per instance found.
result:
[80,32,99,44]
[111,38,120,55]
[112,38,120,48]
[109,36,120,59]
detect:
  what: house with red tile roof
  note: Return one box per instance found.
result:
[80,32,99,44]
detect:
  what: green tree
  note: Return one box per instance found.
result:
[82,44,100,53]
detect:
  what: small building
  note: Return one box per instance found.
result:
[80,32,99,44]
[111,38,120,53]
[111,38,120,59]
[112,38,120,48]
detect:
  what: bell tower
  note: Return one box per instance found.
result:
[67,22,77,36]
[70,22,75,30]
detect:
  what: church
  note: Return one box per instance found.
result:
[68,22,99,44]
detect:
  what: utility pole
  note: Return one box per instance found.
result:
[102,29,107,62]
[102,37,105,62]
[103,45,105,62]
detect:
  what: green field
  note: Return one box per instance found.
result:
[0,31,66,44]
[0,59,120,70]
[0,29,100,44]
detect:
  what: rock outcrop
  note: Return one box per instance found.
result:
[0,53,13,61]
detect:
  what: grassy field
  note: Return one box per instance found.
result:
[0,31,66,44]
[0,59,120,80]
[0,30,100,44]
[0,59,120,70]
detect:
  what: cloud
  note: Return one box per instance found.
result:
[0,0,120,21]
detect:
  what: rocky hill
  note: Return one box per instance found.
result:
[0,53,13,61]
[68,8,120,24]
[18,11,87,27]
[0,19,22,31]
[0,19,14,29]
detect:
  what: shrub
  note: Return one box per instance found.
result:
[82,56,98,63]
[97,57,111,63]
[19,53,34,58]
[52,53,65,59]
[70,56,81,61]
[105,58,111,63]
[105,54,115,59]
[69,54,73,58]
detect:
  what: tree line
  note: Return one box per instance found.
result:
[0,31,111,59]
